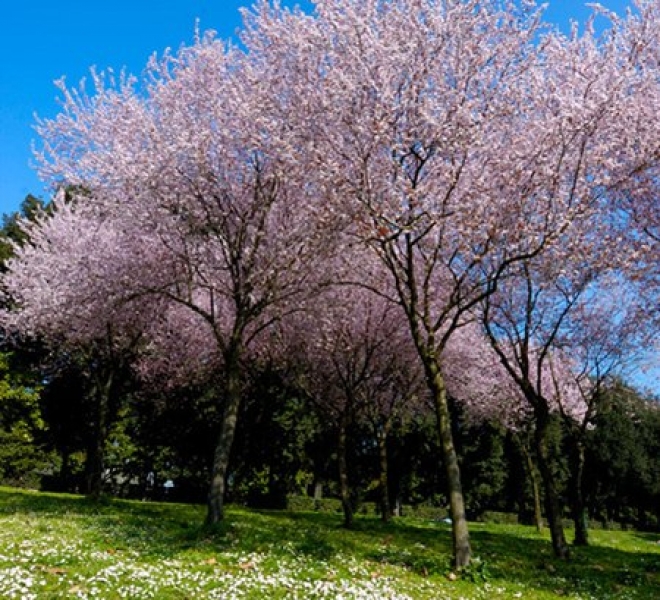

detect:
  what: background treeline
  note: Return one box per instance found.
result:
[1,199,658,531]
[2,339,659,532]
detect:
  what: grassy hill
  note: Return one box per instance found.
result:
[0,486,657,599]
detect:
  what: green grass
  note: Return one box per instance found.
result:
[0,486,658,599]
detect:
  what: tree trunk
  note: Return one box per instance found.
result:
[85,370,113,500]
[377,429,391,523]
[206,349,242,525]
[534,407,570,559]
[571,441,589,546]
[59,449,72,492]
[313,480,323,510]
[519,437,544,533]
[428,360,471,569]
[338,413,354,529]
[393,496,402,517]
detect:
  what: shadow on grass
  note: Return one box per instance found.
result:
[634,531,660,544]
[467,526,659,598]
[202,508,660,598]
[1,487,658,599]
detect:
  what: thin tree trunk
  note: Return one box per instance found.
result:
[519,437,544,533]
[571,441,589,546]
[377,428,391,523]
[400,238,470,568]
[85,370,113,500]
[59,449,71,492]
[338,413,354,529]
[534,408,570,559]
[428,360,471,569]
[206,348,242,525]
[313,480,323,509]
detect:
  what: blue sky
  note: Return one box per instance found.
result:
[0,0,633,213]
[0,0,311,211]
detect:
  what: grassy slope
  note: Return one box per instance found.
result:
[0,486,658,599]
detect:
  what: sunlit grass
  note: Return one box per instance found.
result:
[0,486,658,599]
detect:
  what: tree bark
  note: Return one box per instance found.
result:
[313,480,323,509]
[377,428,391,523]
[534,407,570,559]
[519,436,544,533]
[571,441,589,546]
[85,369,113,500]
[59,449,72,492]
[338,413,354,529]
[206,347,242,525]
[427,359,472,569]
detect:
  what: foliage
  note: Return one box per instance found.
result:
[0,194,50,269]
[585,381,660,530]
[229,367,321,509]
[452,411,510,520]
[0,352,53,488]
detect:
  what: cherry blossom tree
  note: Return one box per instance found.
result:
[280,268,425,527]
[0,197,164,497]
[547,283,651,546]
[476,201,657,555]
[442,321,549,531]
[29,34,334,524]
[478,245,601,558]
[239,0,554,567]
[471,1,660,537]
[359,345,427,523]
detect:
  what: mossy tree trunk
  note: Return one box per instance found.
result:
[534,404,570,559]
[85,367,114,500]
[206,340,243,525]
[377,426,391,523]
[424,354,471,568]
[518,434,544,533]
[338,412,354,529]
[571,440,589,546]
